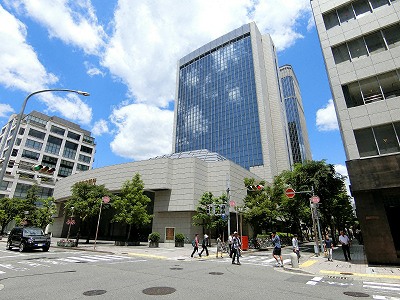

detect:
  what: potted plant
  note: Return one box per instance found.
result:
[148,232,160,248]
[175,233,185,247]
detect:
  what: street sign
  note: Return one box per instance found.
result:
[310,196,320,203]
[102,196,110,203]
[229,200,236,207]
[285,188,296,198]
[66,218,75,225]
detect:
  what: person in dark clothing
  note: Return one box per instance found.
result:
[191,234,200,258]
[199,234,209,257]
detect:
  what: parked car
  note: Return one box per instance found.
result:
[6,227,51,252]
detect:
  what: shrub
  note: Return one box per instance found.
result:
[148,232,160,242]
[175,233,185,243]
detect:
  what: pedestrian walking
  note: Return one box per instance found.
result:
[339,230,351,261]
[216,234,223,258]
[228,233,233,257]
[191,233,200,258]
[271,231,284,267]
[324,234,334,261]
[231,231,241,265]
[292,234,301,263]
[199,234,209,257]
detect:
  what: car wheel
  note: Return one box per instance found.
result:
[42,246,49,252]
[6,241,12,250]
[19,242,25,252]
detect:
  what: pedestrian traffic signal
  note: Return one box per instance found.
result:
[32,164,55,175]
[206,205,211,215]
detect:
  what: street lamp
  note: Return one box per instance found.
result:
[0,89,90,188]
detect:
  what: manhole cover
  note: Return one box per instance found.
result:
[209,272,224,275]
[170,267,183,270]
[143,287,176,295]
[340,272,354,276]
[343,292,369,297]
[83,290,107,296]
[177,258,185,260]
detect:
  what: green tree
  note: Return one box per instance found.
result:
[112,173,152,242]
[0,197,27,234]
[30,197,57,230]
[64,182,111,243]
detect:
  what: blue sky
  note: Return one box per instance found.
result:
[0,0,348,178]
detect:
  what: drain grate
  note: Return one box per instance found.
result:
[209,272,224,275]
[143,287,176,295]
[170,267,183,270]
[340,272,354,276]
[83,290,107,296]
[343,292,369,297]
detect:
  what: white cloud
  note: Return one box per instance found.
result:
[5,0,106,55]
[0,5,58,92]
[0,103,14,118]
[334,164,352,197]
[92,119,109,136]
[102,0,312,108]
[84,61,105,77]
[110,103,174,160]
[316,99,339,131]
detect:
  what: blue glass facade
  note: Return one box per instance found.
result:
[281,75,307,164]
[175,34,263,170]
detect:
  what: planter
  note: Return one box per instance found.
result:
[149,241,159,248]
[175,241,184,247]
[115,241,141,246]
[57,241,76,247]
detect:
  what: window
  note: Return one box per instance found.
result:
[63,141,78,159]
[378,71,400,99]
[14,183,32,198]
[374,124,400,154]
[352,0,372,17]
[323,11,340,30]
[18,128,25,135]
[80,145,93,154]
[337,5,355,23]
[342,82,364,107]
[77,163,89,171]
[383,24,400,49]
[79,154,91,163]
[354,128,379,157]
[58,159,74,177]
[50,125,65,136]
[332,44,351,64]
[67,131,81,141]
[364,31,386,54]
[25,139,43,151]
[0,180,10,191]
[360,76,383,103]
[16,138,21,146]
[83,135,95,145]
[21,149,40,160]
[42,155,57,169]
[45,135,62,155]
[369,0,390,9]
[348,38,368,60]
[11,149,18,157]
[28,128,45,140]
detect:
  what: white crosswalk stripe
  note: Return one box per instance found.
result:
[364,281,400,292]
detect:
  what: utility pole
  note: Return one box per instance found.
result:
[226,174,231,239]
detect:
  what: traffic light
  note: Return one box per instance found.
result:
[32,164,55,175]
[206,205,211,215]
[220,204,226,215]
[256,184,264,191]
[247,184,264,191]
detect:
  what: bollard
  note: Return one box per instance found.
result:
[290,252,299,268]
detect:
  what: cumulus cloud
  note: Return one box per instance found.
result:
[84,61,106,77]
[92,119,110,136]
[0,103,14,118]
[5,0,106,55]
[110,103,174,161]
[316,99,339,131]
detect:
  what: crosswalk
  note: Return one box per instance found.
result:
[0,254,145,275]
[206,254,292,267]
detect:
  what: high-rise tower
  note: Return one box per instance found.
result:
[280,65,312,164]
[173,22,292,182]
[311,0,400,264]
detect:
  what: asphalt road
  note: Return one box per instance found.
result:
[0,247,399,300]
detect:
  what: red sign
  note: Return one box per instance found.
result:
[285,188,296,198]
[102,196,110,203]
[310,196,320,203]
[66,218,75,225]
[229,200,236,207]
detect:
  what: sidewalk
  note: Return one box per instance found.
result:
[2,237,399,282]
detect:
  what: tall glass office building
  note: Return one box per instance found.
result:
[280,65,312,164]
[173,23,292,182]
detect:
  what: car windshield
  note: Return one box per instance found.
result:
[23,228,44,236]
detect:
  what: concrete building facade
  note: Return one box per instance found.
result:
[51,150,261,242]
[311,0,400,264]
[279,65,312,164]
[173,22,292,183]
[0,110,95,200]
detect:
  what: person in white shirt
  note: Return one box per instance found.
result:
[339,230,351,261]
[228,233,233,258]
[292,234,300,263]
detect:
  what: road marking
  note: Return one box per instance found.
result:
[128,253,167,259]
[363,282,400,292]
[321,270,400,280]
[300,260,317,268]
[372,295,400,300]
[306,276,323,285]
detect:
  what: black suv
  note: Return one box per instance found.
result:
[6,227,51,252]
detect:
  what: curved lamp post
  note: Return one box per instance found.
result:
[0,89,90,188]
